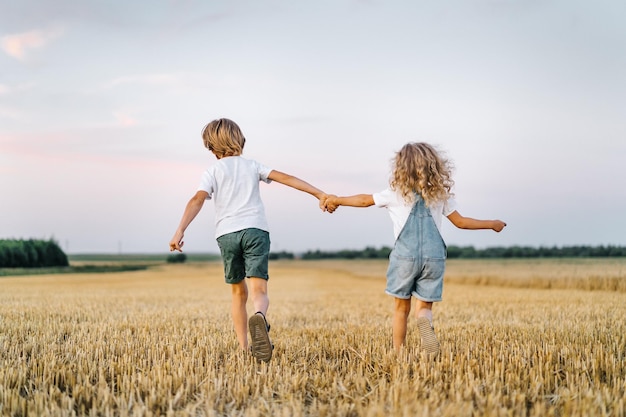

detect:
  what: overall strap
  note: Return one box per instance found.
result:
[408,192,429,217]
[392,191,446,258]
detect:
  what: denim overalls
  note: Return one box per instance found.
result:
[385,194,447,301]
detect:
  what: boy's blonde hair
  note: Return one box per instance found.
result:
[390,142,454,207]
[201,118,246,158]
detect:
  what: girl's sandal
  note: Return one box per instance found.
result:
[416,317,440,357]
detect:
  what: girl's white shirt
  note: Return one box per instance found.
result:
[372,188,457,241]
[198,156,273,238]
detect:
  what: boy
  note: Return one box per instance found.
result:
[170,118,328,362]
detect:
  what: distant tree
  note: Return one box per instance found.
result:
[448,245,477,258]
[269,251,295,260]
[166,253,187,263]
[0,239,69,268]
[302,246,392,260]
[300,244,626,260]
[42,239,69,266]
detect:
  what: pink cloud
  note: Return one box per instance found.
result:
[1,27,63,61]
[0,131,203,173]
[113,111,138,127]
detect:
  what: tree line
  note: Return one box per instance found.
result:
[0,239,69,268]
[3,239,625,269]
[292,245,626,260]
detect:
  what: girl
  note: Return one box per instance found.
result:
[323,142,506,356]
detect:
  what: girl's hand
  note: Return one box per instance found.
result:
[492,220,507,232]
[324,195,339,213]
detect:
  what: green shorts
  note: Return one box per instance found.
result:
[216,228,270,284]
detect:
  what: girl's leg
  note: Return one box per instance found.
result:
[415,300,433,323]
[415,299,439,356]
[248,277,269,315]
[231,281,249,349]
[393,297,412,350]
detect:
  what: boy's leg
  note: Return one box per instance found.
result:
[231,281,249,350]
[248,277,269,315]
[248,277,273,362]
[393,297,412,350]
[217,231,248,349]
[241,229,270,315]
[239,229,272,361]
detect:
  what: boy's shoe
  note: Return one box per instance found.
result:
[249,311,273,363]
[416,317,440,357]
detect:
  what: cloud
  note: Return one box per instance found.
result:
[96,72,221,95]
[113,111,138,127]
[103,74,181,89]
[0,27,63,61]
[0,82,35,120]
[0,82,36,95]
[0,106,22,120]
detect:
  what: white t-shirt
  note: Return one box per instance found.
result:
[372,188,457,241]
[198,156,273,238]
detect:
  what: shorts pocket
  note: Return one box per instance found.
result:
[422,257,445,281]
[414,258,445,301]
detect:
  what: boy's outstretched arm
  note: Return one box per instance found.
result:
[447,210,506,232]
[325,194,375,213]
[169,191,208,252]
[268,170,328,204]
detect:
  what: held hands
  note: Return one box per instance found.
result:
[319,194,339,213]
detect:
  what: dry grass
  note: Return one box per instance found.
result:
[445,258,626,292]
[0,259,624,416]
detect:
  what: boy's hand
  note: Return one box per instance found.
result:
[169,232,185,252]
[319,194,329,211]
[324,195,339,213]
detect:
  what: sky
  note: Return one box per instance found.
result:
[1,0,625,254]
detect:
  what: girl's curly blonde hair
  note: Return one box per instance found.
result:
[201,118,246,158]
[390,142,454,207]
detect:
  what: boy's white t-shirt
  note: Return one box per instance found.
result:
[372,188,457,241]
[198,156,273,239]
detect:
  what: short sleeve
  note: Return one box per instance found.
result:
[372,188,406,208]
[254,160,273,184]
[443,196,457,216]
[372,188,396,207]
[197,169,216,200]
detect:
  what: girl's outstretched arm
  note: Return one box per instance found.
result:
[447,210,507,232]
[325,194,375,213]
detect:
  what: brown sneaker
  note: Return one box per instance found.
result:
[249,312,273,363]
[416,317,440,357]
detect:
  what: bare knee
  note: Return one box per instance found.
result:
[231,281,248,302]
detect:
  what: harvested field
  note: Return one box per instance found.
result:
[0,259,624,416]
